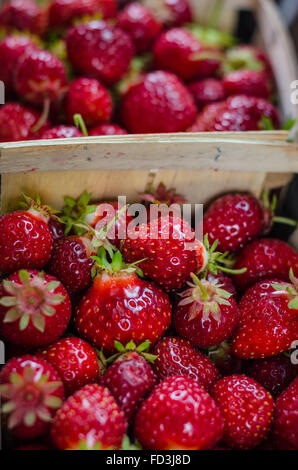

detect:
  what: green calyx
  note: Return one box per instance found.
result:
[272,269,298,309]
[261,190,297,233]
[91,248,146,278]
[19,193,58,222]
[201,234,247,277]
[186,23,236,49]
[72,436,142,451]
[105,340,158,366]
[61,190,97,236]
[140,182,187,206]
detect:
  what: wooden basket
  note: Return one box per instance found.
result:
[0,0,297,212]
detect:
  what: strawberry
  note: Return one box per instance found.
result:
[273,377,298,450]
[135,375,224,450]
[246,354,298,398]
[206,272,237,298]
[0,197,53,273]
[211,375,274,449]
[48,0,117,29]
[0,35,38,95]
[0,103,50,143]
[37,337,100,396]
[120,70,197,133]
[142,0,193,27]
[51,383,127,450]
[140,181,187,207]
[226,94,280,128]
[66,77,112,127]
[233,238,298,291]
[75,250,171,352]
[0,0,47,35]
[174,274,240,348]
[89,123,127,135]
[223,69,271,98]
[188,78,226,109]
[208,341,244,377]
[100,340,157,421]
[121,214,207,291]
[0,355,64,440]
[225,44,273,79]
[41,126,83,139]
[0,269,71,348]
[118,2,162,53]
[232,275,298,359]
[153,28,221,81]
[48,217,65,240]
[66,20,134,85]
[152,336,220,390]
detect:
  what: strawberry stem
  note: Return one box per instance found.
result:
[73,113,88,137]
[31,98,50,134]
[273,216,297,228]
[190,273,209,300]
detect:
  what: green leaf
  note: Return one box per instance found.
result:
[42,305,56,317]
[125,340,136,351]
[3,308,21,323]
[19,314,30,331]
[45,281,60,292]
[24,412,36,427]
[111,251,123,272]
[114,341,126,353]
[32,313,45,333]
[283,117,296,131]
[19,270,30,283]
[288,298,298,309]
[78,190,91,207]
[261,115,274,130]
[2,401,16,413]
[9,372,23,386]
[44,396,62,409]
[136,340,151,353]
[0,296,16,307]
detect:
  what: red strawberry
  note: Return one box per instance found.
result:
[0,355,64,440]
[232,276,298,359]
[89,123,127,135]
[48,217,65,240]
[0,103,50,142]
[100,340,157,421]
[121,214,207,291]
[120,70,197,133]
[66,20,134,85]
[0,269,71,348]
[75,251,172,352]
[226,94,280,128]
[66,77,112,127]
[37,337,100,396]
[154,28,221,81]
[0,0,47,35]
[211,375,274,449]
[0,197,53,273]
[223,69,271,98]
[51,383,127,450]
[225,44,273,79]
[118,2,162,53]
[188,78,226,109]
[174,274,239,348]
[48,0,117,29]
[143,0,192,27]
[233,239,298,291]
[273,377,298,450]
[152,336,220,390]
[135,375,224,450]
[208,341,244,377]
[246,354,298,398]
[41,126,83,139]
[0,35,38,94]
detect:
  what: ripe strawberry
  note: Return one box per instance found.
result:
[121,214,206,291]
[75,250,171,352]
[89,123,127,135]
[100,340,157,421]
[206,272,237,298]
[225,44,273,79]
[37,337,100,396]
[118,2,162,53]
[51,383,127,450]
[0,197,53,273]
[223,69,271,98]
[66,20,134,85]
[0,269,71,348]
[66,77,112,127]
[0,0,46,35]
[246,354,298,398]
[41,126,83,139]
[208,341,244,377]
[232,276,298,359]
[233,239,298,291]
[188,78,226,109]
[0,103,50,143]
[152,336,220,390]
[154,28,221,81]
[0,355,64,440]
[226,94,280,128]
[143,0,192,27]
[273,377,298,450]
[211,375,274,449]
[48,0,117,29]
[48,217,65,240]
[135,375,224,450]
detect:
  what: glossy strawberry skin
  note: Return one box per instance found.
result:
[120,71,197,133]
[48,0,117,29]
[122,215,206,291]
[75,271,171,352]
[188,78,226,109]
[48,217,65,240]
[51,383,127,450]
[41,126,83,139]
[0,0,46,35]
[226,44,273,79]
[66,20,134,85]
[203,193,264,253]
[0,270,71,348]
[135,375,224,450]
[223,69,271,98]
[0,210,53,274]
[152,336,220,390]
[0,355,64,440]
[233,239,298,291]
[37,337,100,397]
[118,2,162,53]
[0,103,50,143]
[66,77,112,127]
[47,236,94,295]
[273,377,298,450]
[232,279,298,359]
[211,375,274,449]
[89,123,127,135]
[100,351,157,421]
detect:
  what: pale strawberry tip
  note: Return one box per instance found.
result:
[19,192,59,224]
